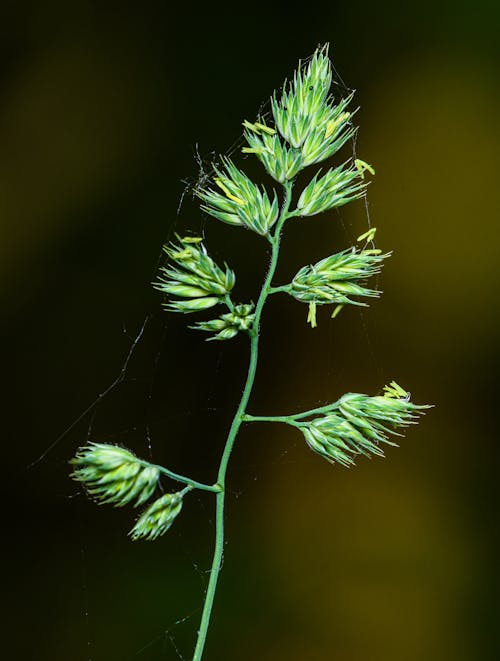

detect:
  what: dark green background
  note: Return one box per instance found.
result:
[2,1,499,660]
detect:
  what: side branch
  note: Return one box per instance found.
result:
[139,460,221,493]
[243,400,341,424]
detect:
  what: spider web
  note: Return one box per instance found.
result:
[28,45,386,660]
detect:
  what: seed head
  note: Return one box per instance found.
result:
[271,45,333,149]
[243,45,357,181]
[154,235,235,313]
[71,443,159,507]
[243,128,303,184]
[130,492,184,541]
[297,161,368,217]
[191,303,255,341]
[289,248,390,318]
[300,386,430,467]
[198,157,279,235]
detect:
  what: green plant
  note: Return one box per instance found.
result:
[71,44,429,660]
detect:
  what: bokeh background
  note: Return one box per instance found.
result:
[2,1,499,660]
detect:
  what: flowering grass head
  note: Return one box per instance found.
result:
[71,443,159,507]
[69,44,430,661]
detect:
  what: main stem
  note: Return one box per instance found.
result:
[191,181,293,661]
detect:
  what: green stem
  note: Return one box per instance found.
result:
[268,284,291,295]
[191,181,294,661]
[243,400,342,424]
[285,401,341,420]
[224,293,235,312]
[138,460,220,493]
[242,414,301,425]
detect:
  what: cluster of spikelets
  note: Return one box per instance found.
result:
[299,383,430,467]
[130,493,184,541]
[289,247,388,306]
[156,45,382,333]
[192,303,255,341]
[70,45,429,546]
[243,51,356,182]
[71,443,185,540]
[154,235,235,313]
[196,45,369,238]
[296,161,367,216]
[154,235,256,341]
[198,158,279,235]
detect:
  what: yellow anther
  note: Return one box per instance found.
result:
[357,227,377,243]
[355,159,376,179]
[171,249,192,260]
[307,301,317,328]
[182,236,203,244]
[331,304,344,319]
[214,178,245,205]
[214,177,230,195]
[242,119,260,133]
[226,192,245,205]
[325,112,350,138]
[254,122,276,135]
[363,249,382,255]
[383,381,408,399]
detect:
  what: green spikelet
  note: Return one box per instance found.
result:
[71,443,159,507]
[243,45,358,182]
[191,303,255,341]
[299,386,430,467]
[296,161,367,216]
[154,235,235,313]
[286,247,390,325]
[243,127,303,184]
[197,158,279,235]
[130,492,184,541]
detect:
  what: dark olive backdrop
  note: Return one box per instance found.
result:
[2,2,499,660]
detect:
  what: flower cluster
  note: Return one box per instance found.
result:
[296,161,367,216]
[154,236,235,313]
[198,158,279,235]
[242,46,357,183]
[243,123,304,184]
[68,46,430,661]
[287,247,389,326]
[130,492,184,541]
[71,443,188,539]
[191,303,255,341]
[71,443,159,507]
[299,384,429,467]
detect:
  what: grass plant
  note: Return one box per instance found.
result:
[71,45,429,661]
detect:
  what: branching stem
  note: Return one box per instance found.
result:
[191,181,294,661]
[140,462,221,493]
[243,400,342,424]
[268,284,291,295]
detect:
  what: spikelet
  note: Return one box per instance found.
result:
[71,443,159,507]
[243,45,360,181]
[296,161,367,216]
[287,247,389,326]
[191,303,255,341]
[130,492,184,541]
[198,157,279,235]
[299,386,430,467]
[154,235,235,313]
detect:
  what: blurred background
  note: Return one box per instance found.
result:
[2,1,499,660]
